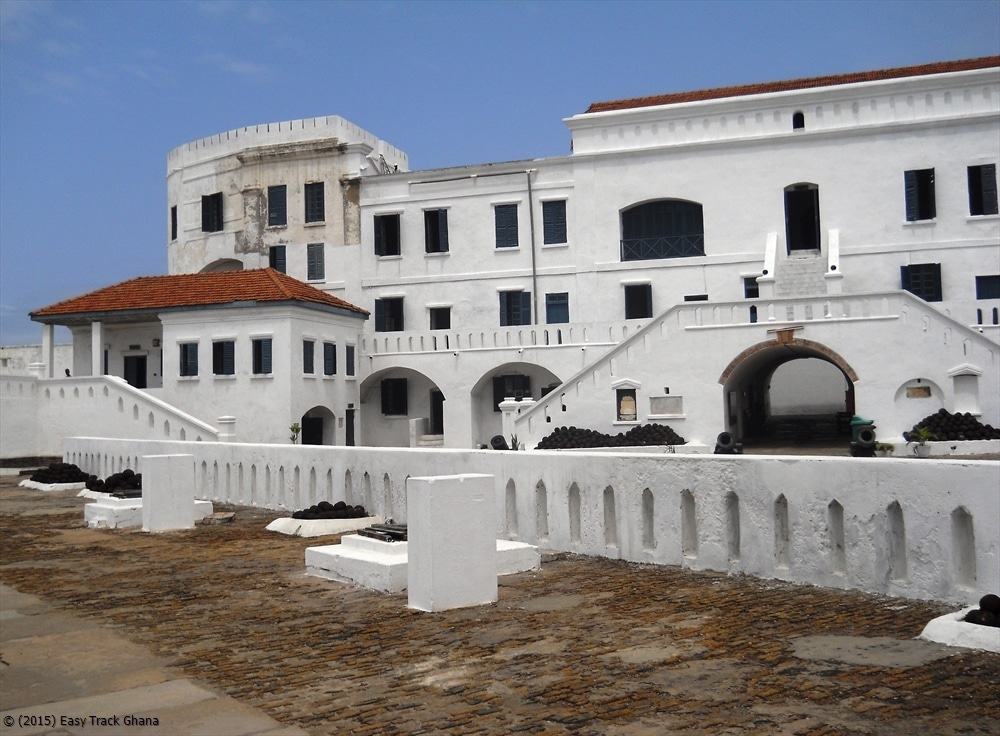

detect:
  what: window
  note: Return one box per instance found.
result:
[904,169,936,221]
[492,374,531,411]
[252,337,272,375]
[976,275,1000,300]
[543,200,567,245]
[545,292,569,324]
[267,185,287,226]
[380,378,408,415]
[968,164,998,216]
[302,340,315,374]
[268,245,286,273]
[429,307,451,330]
[201,192,224,232]
[792,111,805,130]
[374,297,404,332]
[616,388,637,422]
[683,294,708,302]
[495,204,518,248]
[424,209,449,253]
[323,342,336,376]
[307,243,325,281]
[179,343,198,377]
[784,183,820,251]
[374,214,401,256]
[170,205,178,241]
[304,182,324,223]
[499,290,531,326]
[743,277,759,299]
[901,263,942,302]
[624,284,652,319]
[621,200,704,260]
[212,340,235,375]
[345,345,355,376]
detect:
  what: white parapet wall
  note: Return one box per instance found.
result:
[63,437,1000,605]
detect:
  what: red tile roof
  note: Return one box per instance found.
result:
[31,269,368,319]
[585,56,1000,113]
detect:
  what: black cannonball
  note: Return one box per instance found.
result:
[980,593,1000,614]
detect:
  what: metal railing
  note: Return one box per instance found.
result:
[620,235,705,261]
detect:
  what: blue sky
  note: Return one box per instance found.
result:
[1,0,998,345]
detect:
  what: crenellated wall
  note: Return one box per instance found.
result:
[64,436,999,604]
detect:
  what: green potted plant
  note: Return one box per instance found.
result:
[907,426,935,457]
[289,422,301,444]
[875,442,895,457]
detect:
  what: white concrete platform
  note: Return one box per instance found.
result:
[919,607,1000,653]
[19,479,86,492]
[305,534,541,593]
[85,498,213,529]
[265,515,381,538]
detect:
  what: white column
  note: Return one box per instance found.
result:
[90,321,103,376]
[407,473,497,612]
[41,323,54,378]
[142,454,196,532]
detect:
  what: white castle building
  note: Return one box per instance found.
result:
[8,56,1000,455]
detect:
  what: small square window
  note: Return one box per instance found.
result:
[624,284,652,319]
[495,204,518,248]
[968,164,998,216]
[201,192,224,232]
[616,388,637,422]
[252,338,272,375]
[743,277,759,299]
[545,292,569,324]
[179,343,198,377]
[904,169,935,221]
[302,340,315,374]
[268,245,286,273]
[375,214,401,256]
[429,307,451,330]
[424,209,449,253]
[542,200,567,245]
[323,342,337,376]
[683,294,708,302]
[375,297,404,332]
[307,243,325,281]
[212,340,235,375]
[381,377,408,415]
[500,291,531,326]
[901,263,942,302]
[268,185,287,226]
[304,182,325,223]
[975,275,1000,300]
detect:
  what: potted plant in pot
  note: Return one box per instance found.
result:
[875,442,895,457]
[907,426,935,457]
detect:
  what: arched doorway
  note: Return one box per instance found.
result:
[719,337,857,448]
[469,362,562,447]
[300,406,335,445]
[358,367,445,447]
[200,259,244,273]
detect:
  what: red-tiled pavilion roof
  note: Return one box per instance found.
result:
[585,56,1000,113]
[31,269,368,319]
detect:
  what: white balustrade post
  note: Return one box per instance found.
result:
[41,324,54,378]
[142,454,196,532]
[90,321,103,376]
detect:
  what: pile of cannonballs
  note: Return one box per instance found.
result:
[903,409,1000,442]
[964,593,1000,627]
[535,423,686,450]
[84,469,142,498]
[291,500,368,520]
[29,462,89,484]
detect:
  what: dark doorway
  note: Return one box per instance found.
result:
[430,390,445,435]
[784,184,820,252]
[301,416,324,445]
[123,356,147,389]
[345,408,355,446]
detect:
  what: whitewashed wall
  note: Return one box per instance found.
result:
[65,437,999,604]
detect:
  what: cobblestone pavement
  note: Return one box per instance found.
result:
[1,477,998,735]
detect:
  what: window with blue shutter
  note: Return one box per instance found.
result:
[374,297,404,332]
[252,338,272,375]
[201,193,224,232]
[495,204,518,248]
[969,164,998,216]
[904,169,935,221]
[307,243,325,281]
[380,378,408,415]
[212,340,235,375]
[542,200,567,245]
[374,214,401,256]
[545,292,569,324]
[302,340,314,374]
[267,185,287,226]
[345,345,355,376]
[179,343,198,377]
[323,342,336,375]
[268,245,286,273]
[975,275,1000,300]
[424,209,449,253]
[901,263,942,302]
[499,290,531,326]
[304,182,324,223]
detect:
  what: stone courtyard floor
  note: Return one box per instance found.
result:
[1,476,998,735]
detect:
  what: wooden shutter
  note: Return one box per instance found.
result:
[903,171,918,221]
[222,341,234,374]
[493,376,505,410]
[375,299,385,332]
[543,201,566,244]
[324,343,336,375]
[307,244,324,280]
[267,185,286,226]
[900,265,912,292]
[521,291,532,325]
[202,195,212,231]
[260,339,271,374]
[982,164,998,215]
[437,210,449,252]
[269,246,285,273]
[374,216,385,256]
[495,204,518,248]
[303,341,314,373]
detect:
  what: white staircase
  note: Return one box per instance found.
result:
[775,255,827,297]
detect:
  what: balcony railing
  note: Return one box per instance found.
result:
[620,235,705,261]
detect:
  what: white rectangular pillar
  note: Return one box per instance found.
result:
[142,454,196,532]
[41,323,54,378]
[90,321,103,376]
[407,473,497,612]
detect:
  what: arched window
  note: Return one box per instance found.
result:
[792,111,805,130]
[621,200,704,261]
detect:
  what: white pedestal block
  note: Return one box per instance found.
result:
[86,498,212,529]
[266,515,381,538]
[407,473,497,612]
[142,454,196,532]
